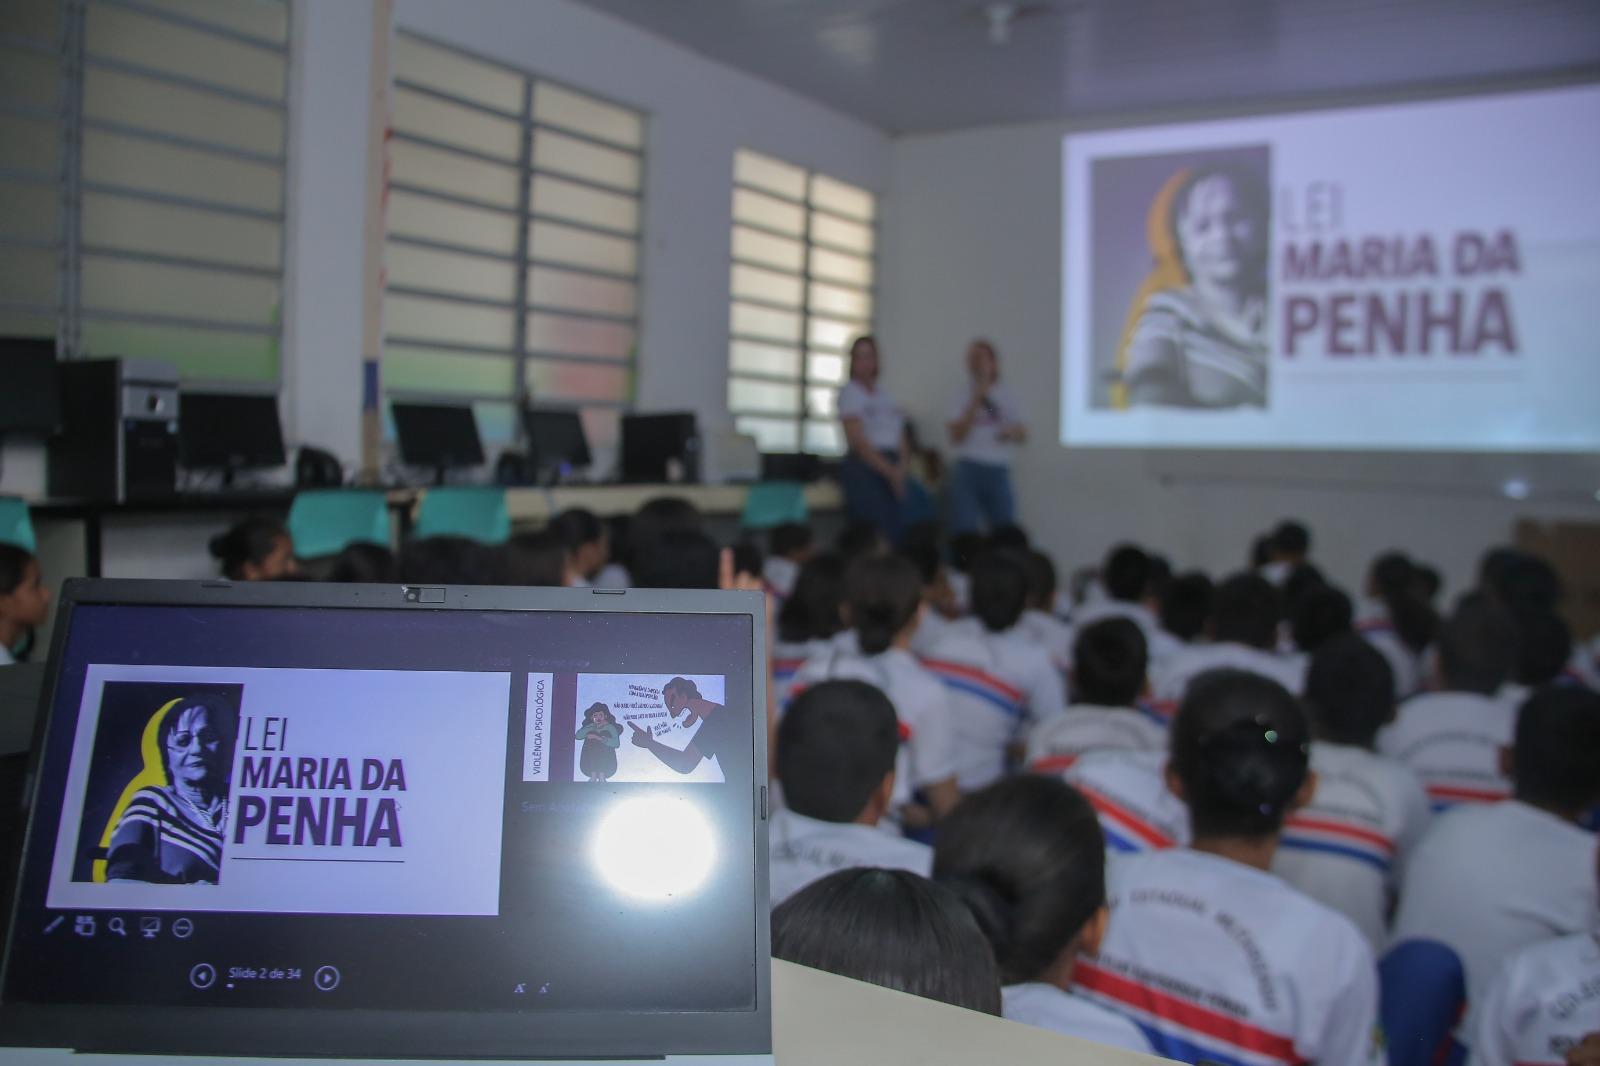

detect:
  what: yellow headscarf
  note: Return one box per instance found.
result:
[1109,168,1194,409]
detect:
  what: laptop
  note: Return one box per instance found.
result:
[0,579,773,1064]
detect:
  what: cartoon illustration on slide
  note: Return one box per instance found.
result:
[89,692,240,885]
[627,677,732,777]
[1106,149,1271,410]
[575,702,622,782]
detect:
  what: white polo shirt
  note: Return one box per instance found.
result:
[789,639,960,809]
[1061,749,1189,859]
[836,380,905,453]
[1002,982,1152,1054]
[1151,640,1307,706]
[919,624,1067,791]
[1271,741,1432,951]
[1078,848,1383,1066]
[766,807,932,907]
[1026,704,1167,775]
[1016,607,1073,674]
[1468,931,1600,1066]
[1377,690,1516,809]
[948,382,1022,468]
[1391,801,1600,1033]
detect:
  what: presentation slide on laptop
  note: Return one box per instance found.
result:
[6,602,759,1018]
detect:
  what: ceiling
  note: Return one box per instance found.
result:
[574,0,1600,134]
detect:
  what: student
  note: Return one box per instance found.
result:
[898,534,962,656]
[1498,607,1576,712]
[946,531,984,614]
[1271,634,1431,950]
[208,515,296,582]
[1468,855,1600,1066]
[790,555,961,820]
[1076,670,1382,1066]
[1391,686,1600,1034]
[1027,619,1165,773]
[762,521,813,601]
[773,553,846,708]
[921,550,1067,790]
[934,777,1151,1052]
[0,544,50,665]
[1358,551,1439,700]
[629,529,720,590]
[1061,745,1190,861]
[325,542,397,585]
[547,508,607,586]
[1071,545,1178,667]
[397,535,498,586]
[1288,583,1354,655]
[500,529,574,587]
[946,338,1026,536]
[1014,549,1073,673]
[1260,519,1312,586]
[1378,600,1521,808]
[1152,573,1305,705]
[1157,571,1213,645]
[592,513,632,589]
[771,866,1001,1015]
[768,681,931,905]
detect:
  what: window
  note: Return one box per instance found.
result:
[0,0,291,385]
[727,149,875,455]
[383,32,644,451]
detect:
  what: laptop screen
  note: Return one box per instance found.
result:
[3,592,766,1057]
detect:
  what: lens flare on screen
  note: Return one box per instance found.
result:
[592,795,716,902]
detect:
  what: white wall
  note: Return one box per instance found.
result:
[878,90,1600,600]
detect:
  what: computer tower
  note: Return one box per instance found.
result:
[48,358,180,501]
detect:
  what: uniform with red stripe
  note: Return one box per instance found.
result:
[1469,930,1600,1066]
[921,621,1067,790]
[1078,848,1382,1066]
[1060,749,1189,859]
[1272,741,1431,950]
[1377,690,1515,810]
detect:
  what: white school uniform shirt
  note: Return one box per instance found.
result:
[920,623,1068,791]
[948,382,1021,468]
[1391,800,1600,1034]
[909,608,966,657]
[1151,641,1307,708]
[836,380,905,452]
[772,637,831,710]
[1468,931,1600,1066]
[1357,601,1424,699]
[1078,848,1383,1066]
[1016,608,1073,674]
[1376,690,1516,809]
[766,807,932,907]
[789,638,960,809]
[1061,749,1190,859]
[762,556,800,600]
[1271,741,1432,951]
[592,562,629,589]
[1002,982,1153,1054]
[1026,704,1167,775]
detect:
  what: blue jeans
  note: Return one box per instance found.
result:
[840,452,910,544]
[948,458,1015,534]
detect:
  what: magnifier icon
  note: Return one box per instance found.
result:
[108,917,126,936]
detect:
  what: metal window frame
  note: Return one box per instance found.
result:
[383,29,647,441]
[728,151,877,453]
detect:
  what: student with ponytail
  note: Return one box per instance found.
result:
[208,515,296,582]
[1074,669,1383,1066]
[934,776,1151,1052]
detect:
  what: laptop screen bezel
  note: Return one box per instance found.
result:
[0,578,772,1059]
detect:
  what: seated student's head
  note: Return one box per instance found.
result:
[0,543,50,656]
[1073,618,1148,708]
[778,680,898,826]
[1437,599,1519,695]
[934,776,1108,989]
[949,532,984,576]
[1160,571,1214,643]
[1507,685,1600,820]
[777,552,846,645]
[209,515,295,582]
[631,496,703,556]
[835,520,887,563]
[1281,562,1328,616]
[897,533,955,617]
[398,535,498,586]
[1488,552,1563,615]
[630,529,720,590]
[1102,543,1152,605]
[501,529,572,587]
[1168,669,1313,841]
[843,555,923,655]
[326,542,397,584]
[1271,519,1311,564]
[1210,573,1283,651]
[1019,549,1058,614]
[1304,633,1396,749]
[969,550,1029,634]
[771,867,1002,1016]
[548,508,607,580]
[768,521,814,563]
[1411,563,1442,605]
[1367,550,1440,655]
[1250,532,1274,570]
[1289,585,1353,654]
[986,524,1029,552]
[1511,608,1573,688]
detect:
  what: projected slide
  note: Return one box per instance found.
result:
[1061,85,1600,450]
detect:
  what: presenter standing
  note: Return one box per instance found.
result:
[837,335,912,543]
[946,339,1025,534]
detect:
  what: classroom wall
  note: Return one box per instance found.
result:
[876,85,1600,601]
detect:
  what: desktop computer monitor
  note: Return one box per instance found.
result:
[0,338,61,435]
[620,412,698,484]
[523,406,592,476]
[178,391,287,486]
[391,402,485,484]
